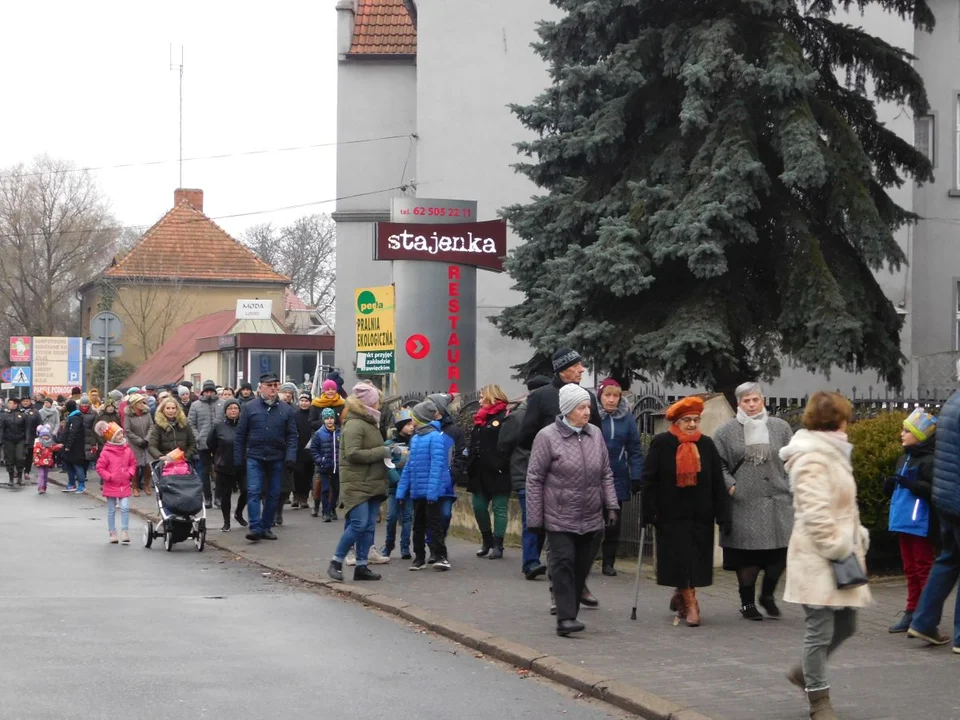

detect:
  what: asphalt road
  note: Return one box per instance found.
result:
[0,486,626,720]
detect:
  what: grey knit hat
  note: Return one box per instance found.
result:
[412,399,439,425]
[280,382,299,395]
[108,389,124,403]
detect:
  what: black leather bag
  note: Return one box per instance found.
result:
[831,525,868,589]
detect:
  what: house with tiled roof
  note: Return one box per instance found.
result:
[79,188,290,368]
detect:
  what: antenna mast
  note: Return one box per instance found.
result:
[169,44,184,186]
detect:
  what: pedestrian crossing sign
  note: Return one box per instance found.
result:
[11,366,31,386]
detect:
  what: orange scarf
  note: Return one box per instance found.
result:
[668,425,702,487]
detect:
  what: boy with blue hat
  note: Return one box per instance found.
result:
[309,407,341,520]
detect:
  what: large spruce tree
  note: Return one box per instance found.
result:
[497,0,934,392]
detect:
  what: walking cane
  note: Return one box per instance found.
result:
[630,522,646,620]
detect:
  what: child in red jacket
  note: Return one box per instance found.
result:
[95,421,137,544]
[32,425,63,494]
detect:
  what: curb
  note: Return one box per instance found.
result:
[47,475,711,720]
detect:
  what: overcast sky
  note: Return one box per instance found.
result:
[0,1,337,239]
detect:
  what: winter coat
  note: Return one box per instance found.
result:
[779,429,872,608]
[933,390,960,522]
[0,409,27,444]
[466,408,512,497]
[294,408,313,465]
[234,396,298,465]
[148,407,197,461]
[309,394,345,431]
[517,376,602,450]
[38,406,60,431]
[385,437,410,493]
[32,438,62,468]
[207,418,243,475]
[61,411,87,465]
[598,398,644,502]
[123,407,153,466]
[79,407,99,461]
[22,407,41,446]
[95,441,136,499]
[438,413,468,487]
[641,430,730,588]
[713,415,794,551]
[338,396,388,513]
[497,401,529,493]
[525,419,618,535]
[396,421,455,502]
[884,439,938,539]
[188,396,220,451]
[310,426,340,474]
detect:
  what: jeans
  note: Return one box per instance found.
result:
[472,491,509,537]
[912,518,960,645]
[801,606,857,692]
[106,496,130,533]
[517,490,543,572]
[245,458,284,534]
[65,461,88,489]
[384,493,412,555]
[334,499,381,567]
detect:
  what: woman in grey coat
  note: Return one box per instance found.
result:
[713,382,794,620]
[123,394,154,496]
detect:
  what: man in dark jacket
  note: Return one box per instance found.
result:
[498,375,552,579]
[909,391,960,646]
[234,372,298,543]
[0,397,28,487]
[20,396,41,482]
[189,380,221,509]
[237,382,255,405]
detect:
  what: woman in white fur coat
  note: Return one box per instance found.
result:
[779,392,871,720]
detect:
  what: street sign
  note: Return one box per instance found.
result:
[87,341,124,360]
[356,351,395,375]
[31,337,84,396]
[11,366,31,386]
[0,368,10,383]
[90,311,123,340]
[0,383,13,390]
[9,337,31,362]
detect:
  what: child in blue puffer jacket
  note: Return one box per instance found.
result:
[397,399,455,571]
[309,408,340,521]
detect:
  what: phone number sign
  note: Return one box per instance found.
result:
[390,198,477,224]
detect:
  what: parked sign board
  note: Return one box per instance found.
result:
[374,220,507,272]
[31,336,84,395]
[236,299,273,320]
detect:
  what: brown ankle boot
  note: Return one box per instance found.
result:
[144,484,152,496]
[683,588,701,627]
[133,487,141,497]
[807,689,839,719]
[669,589,685,616]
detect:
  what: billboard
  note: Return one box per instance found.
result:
[375,220,507,272]
[31,336,83,395]
[355,286,396,376]
[9,336,31,362]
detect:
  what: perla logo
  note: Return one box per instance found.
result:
[357,290,383,315]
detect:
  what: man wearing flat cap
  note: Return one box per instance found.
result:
[234,372,299,542]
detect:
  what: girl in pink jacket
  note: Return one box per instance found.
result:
[95,421,137,544]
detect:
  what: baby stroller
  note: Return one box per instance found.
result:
[143,459,207,552]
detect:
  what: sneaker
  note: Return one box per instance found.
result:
[427,555,437,565]
[409,558,426,571]
[433,558,451,571]
[953,647,960,655]
[291,500,300,509]
[76,485,86,494]
[368,547,390,565]
[401,552,413,560]
[62,485,76,493]
[740,603,764,621]
[354,565,382,581]
[907,626,951,645]
[323,514,332,523]
[524,563,547,581]
[245,531,262,542]
[221,524,231,533]
[310,507,319,517]
[261,531,278,541]
[121,531,130,544]
[345,549,357,566]
[234,513,248,528]
[758,594,782,618]
[889,611,913,634]
[109,532,118,544]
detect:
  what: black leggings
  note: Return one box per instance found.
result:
[218,470,248,525]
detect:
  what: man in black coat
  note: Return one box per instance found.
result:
[0,397,29,486]
[20,396,41,482]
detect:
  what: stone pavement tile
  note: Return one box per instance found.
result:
[58,474,960,720]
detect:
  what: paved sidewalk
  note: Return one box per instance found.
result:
[51,473,960,720]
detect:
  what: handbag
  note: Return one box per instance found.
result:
[831,523,869,589]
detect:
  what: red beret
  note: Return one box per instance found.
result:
[665,396,705,421]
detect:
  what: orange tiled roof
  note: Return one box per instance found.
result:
[349,0,416,56]
[105,196,290,284]
[284,288,311,311]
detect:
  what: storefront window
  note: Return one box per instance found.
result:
[218,350,236,387]
[249,350,281,382]
[285,350,318,388]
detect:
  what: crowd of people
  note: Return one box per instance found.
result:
[8,346,960,720]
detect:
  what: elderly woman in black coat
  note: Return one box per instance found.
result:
[641,396,730,627]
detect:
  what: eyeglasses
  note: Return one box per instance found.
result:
[678,416,701,424]
[262,382,280,388]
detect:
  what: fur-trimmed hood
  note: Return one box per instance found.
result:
[154,404,188,430]
[342,395,378,425]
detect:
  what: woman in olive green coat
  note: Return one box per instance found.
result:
[148,397,198,462]
[327,383,389,583]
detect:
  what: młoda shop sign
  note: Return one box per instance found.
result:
[355,286,396,375]
[375,220,507,272]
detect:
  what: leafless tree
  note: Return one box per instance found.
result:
[242,214,336,325]
[0,155,119,336]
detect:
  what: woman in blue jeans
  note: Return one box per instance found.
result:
[327,383,389,582]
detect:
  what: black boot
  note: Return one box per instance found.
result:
[275,505,283,526]
[7,469,14,487]
[602,548,617,576]
[476,531,493,558]
[557,619,585,636]
[310,503,319,518]
[354,565,382,581]
[234,511,248,528]
[488,535,504,559]
[327,560,343,581]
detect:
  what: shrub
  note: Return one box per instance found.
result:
[848,411,907,531]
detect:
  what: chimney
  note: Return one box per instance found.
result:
[174,188,204,212]
[336,0,356,59]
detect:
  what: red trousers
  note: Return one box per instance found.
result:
[900,533,935,612]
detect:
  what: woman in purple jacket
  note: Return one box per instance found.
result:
[526,384,619,637]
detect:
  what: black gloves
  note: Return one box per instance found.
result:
[719,520,733,537]
[630,479,643,496]
[285,460,296,473]
[605,509,619,528]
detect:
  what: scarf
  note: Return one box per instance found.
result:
[562,417,586,434]
[474,400,508,427]
[668,424,702,487]
[364,406,381,424]
[313,393,345,410]
[736,407,770,465]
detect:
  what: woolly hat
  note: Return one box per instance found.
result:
[239,382,253,392]
[222,398,241,415]
[904,408,937,442]
[109,389,124,403]
[353,382,380,409]
[558,384,590,416]
[70,386,82,396]
[412,399,439,425]
[321,407,337,421]
[665,396,705,422]
[322,379,339,394]
[37,424,51,437]
[280,382,299,395]
[598,378,622,397]
[201,380,217,394]
[95,421,123,442]
[128,393,147,407]
[427,393,454,414]
[552,348,582,374]
[7,396,20,406]
[79,394,91,406]
[525,375,551,392]
[127,387,140,395]
[177,385,190,397]
[299,391,312,401]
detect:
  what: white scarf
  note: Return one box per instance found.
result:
[737,407,770,465]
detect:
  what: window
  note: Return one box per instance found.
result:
[284,350,318,388]
[249,350,281,382]
[915,114,934,165]
[218,350,236,387]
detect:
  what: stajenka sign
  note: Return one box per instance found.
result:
[375,220,507,272]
